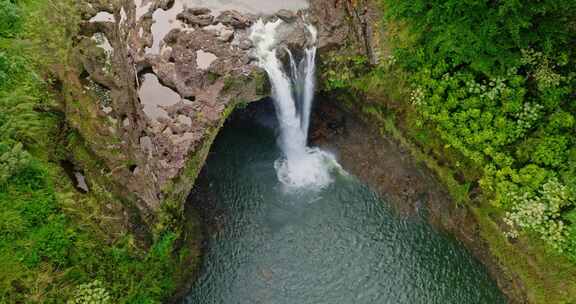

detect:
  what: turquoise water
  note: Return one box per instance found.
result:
[184,105,506,304]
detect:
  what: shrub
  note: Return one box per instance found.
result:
[0,0,21,38]
[380,0,576,259]
[504,178,574,250]
[68,280,112,304]
[0,142,30,186]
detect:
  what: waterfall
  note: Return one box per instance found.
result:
[250,19,339,189]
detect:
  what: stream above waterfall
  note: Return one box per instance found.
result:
[182,101,506,303]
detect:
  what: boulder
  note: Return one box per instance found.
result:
[187,7,211,16]
[276,9,297,23]
[215,10,252,29]
[177,11,214,27]
[218,28,234,42]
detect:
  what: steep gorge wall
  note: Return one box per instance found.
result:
[66,0,355,240]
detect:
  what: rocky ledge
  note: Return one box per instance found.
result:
[71,0,352,234]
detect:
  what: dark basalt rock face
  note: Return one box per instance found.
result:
[74,0,357,233]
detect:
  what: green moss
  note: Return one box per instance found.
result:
[252,70,269,96]
[158,102,238,234]
[207,71,219,84]
[474,206,576,303]
[0,0,201,302]
[222,70,268,97]
[222,75,241,93]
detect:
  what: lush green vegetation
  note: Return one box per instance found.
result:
[381,0,576,259]
[0,0,196,302]
[322,0,575,302]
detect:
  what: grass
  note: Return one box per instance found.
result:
[0,0,201,302]
[474,206,576,303]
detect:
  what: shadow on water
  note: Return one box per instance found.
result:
[184,99,506,304]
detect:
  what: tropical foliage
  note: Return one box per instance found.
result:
[0,0,192,302]
[381,0,576,257]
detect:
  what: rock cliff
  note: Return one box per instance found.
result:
[71,0,357,235]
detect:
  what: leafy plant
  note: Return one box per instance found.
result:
[377,0,576,255]
[0,142,31,186]
[68,280,112,304]
[0,0,21,38]
[0,1,194,302]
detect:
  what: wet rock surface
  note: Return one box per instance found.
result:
[75,0,353,225]
[311,100,441,216]
[215,10,252,28]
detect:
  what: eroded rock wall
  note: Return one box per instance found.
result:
[70,0,355,235]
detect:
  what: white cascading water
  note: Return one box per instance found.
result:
[250,19,339,189]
